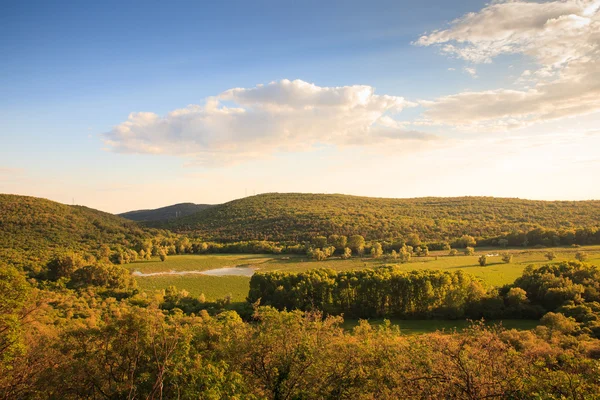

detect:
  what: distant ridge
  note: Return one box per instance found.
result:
[147,193,600,242]
[119,202,213,222]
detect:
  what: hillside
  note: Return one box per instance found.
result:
[152,193,600,243]
[0,194,160,269]
[119,202,212,222]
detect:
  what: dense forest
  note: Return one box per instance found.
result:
[148,193,600,243]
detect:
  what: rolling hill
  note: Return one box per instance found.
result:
[149,193,600,243]
[119,202,212,222]
[0,194,161,270]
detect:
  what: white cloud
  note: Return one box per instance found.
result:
[463,67,478,78]
[103,79,431,165]
[416,0,600,130]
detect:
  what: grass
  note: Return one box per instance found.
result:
[134,274,250,302]
[130,245,600,302]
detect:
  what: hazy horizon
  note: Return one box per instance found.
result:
[2,0,599,213]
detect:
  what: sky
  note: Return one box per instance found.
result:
[1,0,599,213]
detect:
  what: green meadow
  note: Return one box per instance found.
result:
[129,245,600,302]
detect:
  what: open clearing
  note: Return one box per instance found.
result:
[129,245,600,302]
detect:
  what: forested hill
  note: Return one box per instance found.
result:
[0,194,160,269]
[119,202,212,222]
[152,193,600,243]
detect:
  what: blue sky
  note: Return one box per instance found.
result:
[2,0,599,212]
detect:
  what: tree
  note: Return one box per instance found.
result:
[505,287,528,307]
[0,264,30,366]
[545,251,556,261]
[312,236,328,249]
[501,253,513,263]
[575,251,588,262]
[498,239,509,248]
[406,233,421,247]
[398,245,411,263]
[328,235,347,251]
[47,252,86,280]
[449,249,459,256]
[159,250,168,262]
[308,248,327,261]
[348,235,365,256]
[370,243,383,258]
[478,255,487,266]
[464,247,475,256]
[341,247,352,260]
[457,235,477,248]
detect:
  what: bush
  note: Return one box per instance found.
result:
[575,251,588,262]
[464,247,475,256]
[449,249,459,256]
[545,251,556,261]
[478,255,487,266]
[501,253,513,263]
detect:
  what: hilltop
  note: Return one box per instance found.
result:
[119,202,212,222]
[0,194,162,270]
[149,193,600,243]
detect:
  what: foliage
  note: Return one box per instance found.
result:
[479,254,488,266]
[501,253,513,263]
[119,202,212,222]
[0,194,171,272]
[248,267,489,319]
[149,193,600,244]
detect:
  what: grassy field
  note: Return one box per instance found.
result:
[129,245,600,302]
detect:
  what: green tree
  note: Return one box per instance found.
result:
[449,249,459,256]
[478,255,487,266]
[159,250,168,262]
[406,233,421,247]
[341,247,352,260]
[328,235,347,251]
[464,247,475,256]
[0,265,30,366]
[47,252,86,280]
[348,235,365,256]
[370,243,383,259]
[312,236,328,249]
[501,253,513,263]
[457,235,477,248]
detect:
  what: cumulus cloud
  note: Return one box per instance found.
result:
[103,79,430,165]
[416,0,600,130]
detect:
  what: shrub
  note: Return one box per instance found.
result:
[478,255,487,266]
[501,253,513,263]
[464,247,475,256]
[575,251,588,262]
[545,251,556,261]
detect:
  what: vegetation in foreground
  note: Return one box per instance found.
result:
[2,266,600,399]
